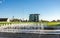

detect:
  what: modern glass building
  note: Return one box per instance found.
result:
[29,14,40,22]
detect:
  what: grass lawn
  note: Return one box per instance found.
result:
[0,22,60,26]
[47,22,60,26]
[0,22,40,25]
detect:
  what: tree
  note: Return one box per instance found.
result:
[41,20,49,22]
[10,19,21,22]
[51,20,56,22]
[57,20,60,22]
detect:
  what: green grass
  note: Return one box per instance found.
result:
[0,22,40,25]
[0,22,60,26]
[47,22,60,26]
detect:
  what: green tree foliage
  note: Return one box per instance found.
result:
[51,20,56,22]
[10,19,21,22]
[41,20,49,22]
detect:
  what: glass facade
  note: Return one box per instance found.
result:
[29,14,40,22]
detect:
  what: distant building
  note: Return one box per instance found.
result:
[29,14,40,22]
[0,18,8,22]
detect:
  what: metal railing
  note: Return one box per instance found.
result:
[0,23,60,34]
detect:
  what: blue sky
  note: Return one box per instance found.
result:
[0,0,60,21]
